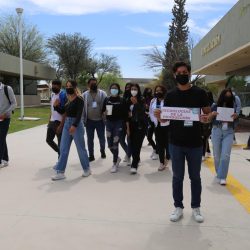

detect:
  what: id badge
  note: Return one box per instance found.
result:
[184,120,193,127]
[222,122,228,130]
[92,101,97,108]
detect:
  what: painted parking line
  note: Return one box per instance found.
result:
[205,157,250,214]
[232,144,247,148]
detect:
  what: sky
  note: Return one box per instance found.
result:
[0,0,238,78]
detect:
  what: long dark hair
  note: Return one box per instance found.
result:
[131,83,142,99]
[154,85,167,98]
[66,79,81,96]
[143,87,153,98]
[123,82,132,99]
[109,83,121,95]
[217,88,235,108]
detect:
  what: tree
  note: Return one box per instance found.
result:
[78,53,120,89]
[0,15,47,63]
[144,0,190,89]
[47,33,92,80]
[98,73,125,91]
[89,54,120,84]
[163,0,190,88]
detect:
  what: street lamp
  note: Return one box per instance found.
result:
[16,7,24,120]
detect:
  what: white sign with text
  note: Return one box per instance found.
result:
[160,107,200,121]
[216,107,234,122]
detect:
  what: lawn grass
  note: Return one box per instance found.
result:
[8,106,50,134]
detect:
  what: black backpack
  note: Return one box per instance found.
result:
[4,85,14,114]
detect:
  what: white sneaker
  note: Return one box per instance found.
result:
[116,157,121,167]
[170,207,183,222]
[206,152,211,158]
[150,150,155,158]
[110,165,118,173]
[127,157,132,166]
[158,163,166,171]
[51,173,66,181]
[0,160,9,168]
[130,167,137,174]
[202,156,206,161]
[220,179,226,185]
[82,169,91,177]
[151,151,158,160]
[164,159,169,167]
[192,208,204,223]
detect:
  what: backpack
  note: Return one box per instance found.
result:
[4,85,14,114]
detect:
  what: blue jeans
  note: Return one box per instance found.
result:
[211,127,234,179]
[119,122,132,158]
[0,118,10,162]
[169,144,203,209]
[56,118,89,173]
[106,120,122,163]
[86,119,106,156]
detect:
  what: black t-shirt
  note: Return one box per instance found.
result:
[102,96,128,122]
[65,96,84,127]
[164,86,209,147]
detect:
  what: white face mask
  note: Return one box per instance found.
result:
[131,90,138,97]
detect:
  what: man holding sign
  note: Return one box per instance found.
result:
[155,62,210,223]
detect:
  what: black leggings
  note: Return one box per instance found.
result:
[147,120,157,151]
[130,122,146,169]
[46,121,61,156]
[155,126,170,164]
[202,136,211,156]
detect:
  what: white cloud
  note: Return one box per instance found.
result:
[95,45,164,51]
[187,16,223,38]
[128,27,166,37]
[188,19,210,36]
[207,17,222,28]
[0,0,238,15]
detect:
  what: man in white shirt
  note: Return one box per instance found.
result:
[46,80,67,158]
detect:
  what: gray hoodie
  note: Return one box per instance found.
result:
[0,82,17,118]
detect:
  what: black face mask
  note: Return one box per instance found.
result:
[66,87,75,95]
[90,84,97,92]
[52,87,60,94]
[155,92,164,99]
[176,74,190,85]
[224,96,232,103]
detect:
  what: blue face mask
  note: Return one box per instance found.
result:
[110,88,119,96]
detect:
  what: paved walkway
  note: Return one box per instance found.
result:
[0,125,250,250]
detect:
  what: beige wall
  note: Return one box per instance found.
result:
[15,95,41,107]
[0,52,56,80]
[192,0,250,75]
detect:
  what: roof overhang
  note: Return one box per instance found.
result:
[0,52,56,80]
[192,0,250,76]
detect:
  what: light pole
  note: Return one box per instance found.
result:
[16,7,24,120]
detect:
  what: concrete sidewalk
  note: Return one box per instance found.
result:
[0,125,249,250]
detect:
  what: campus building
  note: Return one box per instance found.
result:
[0,52,56,106]
[191,0,250,116]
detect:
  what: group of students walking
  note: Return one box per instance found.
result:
[44,61,241,223]
[0,61,242,224]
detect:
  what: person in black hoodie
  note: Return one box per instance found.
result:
[120,83,132,165]
[128,83,146,174]
[103,83,129,173]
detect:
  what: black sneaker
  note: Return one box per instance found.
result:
[101,150,106,159]
[89,155,95,162]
